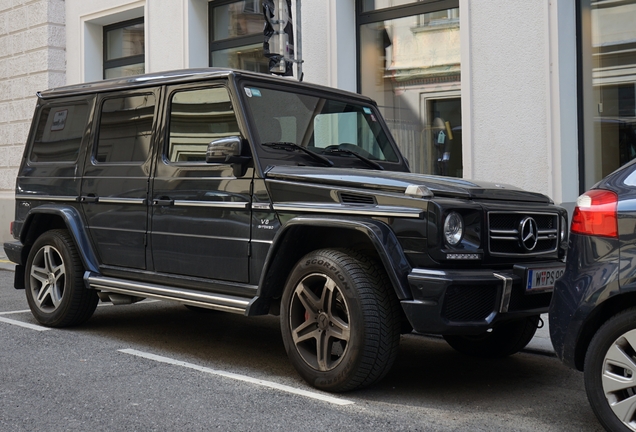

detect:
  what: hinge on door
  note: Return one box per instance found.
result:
[144,233,147,247]
[247,242,252,257]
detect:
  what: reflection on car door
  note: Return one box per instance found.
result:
[80,90,158,269]
[150,84,252,283]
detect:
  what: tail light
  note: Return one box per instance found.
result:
[571,189,618,238]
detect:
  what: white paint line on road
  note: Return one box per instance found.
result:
[0,317,51,331]
[119,348,354,406]
[0,309,31,315]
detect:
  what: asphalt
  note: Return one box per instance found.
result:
[0,248,555,355]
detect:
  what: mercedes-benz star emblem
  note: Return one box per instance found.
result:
[519,217,539,251]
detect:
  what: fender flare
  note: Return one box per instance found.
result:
[254,216,412,311]
[20,205,99,273]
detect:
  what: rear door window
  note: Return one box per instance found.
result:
[95,94,156,163]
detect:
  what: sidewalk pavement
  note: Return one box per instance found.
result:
[0,248,555,354]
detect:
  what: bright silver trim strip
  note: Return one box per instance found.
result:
[252,202,272,210]
[153,231,250,242]
[88,226,144,234]
[273,203,422,218]
[251,239,274,244]
[173,200,249,209]
[494,273,513,313]
[16,194,77,202]
[98,198,146,205]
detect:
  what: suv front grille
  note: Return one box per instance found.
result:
[488,212,558,257]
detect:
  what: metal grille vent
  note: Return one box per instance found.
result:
[340,193,376,205]
[442,284,498,322]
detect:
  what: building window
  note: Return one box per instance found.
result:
[208,0,268,73]
[579,0,636,191]
[358,0,461,177]
[103,18,145,79]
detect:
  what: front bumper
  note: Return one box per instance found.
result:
[401,264,560,335]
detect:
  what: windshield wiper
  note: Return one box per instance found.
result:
[323,148,384,170]
[262,142,334,167]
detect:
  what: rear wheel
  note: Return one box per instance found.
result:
[443,316,540,358]
[24,229,98,327]
[585,308,636,432]
[280,249,401,392]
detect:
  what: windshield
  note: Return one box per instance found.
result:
[241,84,400,168]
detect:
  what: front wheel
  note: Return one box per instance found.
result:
[443,316,540,358]
[24,229,98,327]
[585,308,636,432]
[280,249,401,392]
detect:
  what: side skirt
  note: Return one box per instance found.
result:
[84,272,254,315]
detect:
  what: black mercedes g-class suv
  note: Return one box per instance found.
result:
[4,68,567,392]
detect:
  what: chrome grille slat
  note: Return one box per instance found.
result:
[488,211,559,257]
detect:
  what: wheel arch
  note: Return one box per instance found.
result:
[574,289,636,370]
[20,205,99,275]
[249,216,412,315]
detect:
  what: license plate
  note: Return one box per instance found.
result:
[526,266,565,292]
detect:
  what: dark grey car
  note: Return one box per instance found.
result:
[550,159,636,431]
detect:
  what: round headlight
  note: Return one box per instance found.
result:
[444,211,464,246]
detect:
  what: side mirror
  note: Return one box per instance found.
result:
[206,136,243,164]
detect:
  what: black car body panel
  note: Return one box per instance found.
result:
[6,67,566,336]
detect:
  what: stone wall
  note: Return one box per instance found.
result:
[0,0,65,243]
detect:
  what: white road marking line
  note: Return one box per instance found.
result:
[0,299,160,315]
[0,317,50,331]
[119,348,354,406]
[0,309,31,315]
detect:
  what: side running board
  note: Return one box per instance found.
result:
[84,272,253,315]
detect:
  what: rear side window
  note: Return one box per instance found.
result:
[30,103,90,163]
[95,93,156,163]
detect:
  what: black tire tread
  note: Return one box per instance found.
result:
[283,248,401,392]
[25,229,98,327]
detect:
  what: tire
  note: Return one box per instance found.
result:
[443,316,540,358]
[584,308,636,432]
[280,249,401,392]
[24,229,98,327]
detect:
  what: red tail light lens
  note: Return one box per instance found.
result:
[571,189,618,238]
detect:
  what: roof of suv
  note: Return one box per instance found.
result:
[37,68,374,103]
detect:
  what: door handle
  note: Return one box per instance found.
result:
[81,194,99,203]
[153,197,174,206]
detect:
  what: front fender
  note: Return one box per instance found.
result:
[258,216,412,303]
[21,205,99,273]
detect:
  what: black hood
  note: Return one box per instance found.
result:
[265,166,552,203]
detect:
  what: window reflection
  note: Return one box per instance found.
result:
[582,0,636,188]
[168,87,240,163]
[96,94,155,164]
[359,7,461,176]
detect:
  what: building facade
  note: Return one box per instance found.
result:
[0,0,634,244]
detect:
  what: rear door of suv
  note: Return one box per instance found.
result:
[80,89,160,270]
[149,82,252,283]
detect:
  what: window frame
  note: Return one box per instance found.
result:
[164,84,241,166]
[103,17,145,80]
[93,92,157,166]
[208,0,264,65]
[356,0,459,95]
[28,100,92,165]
